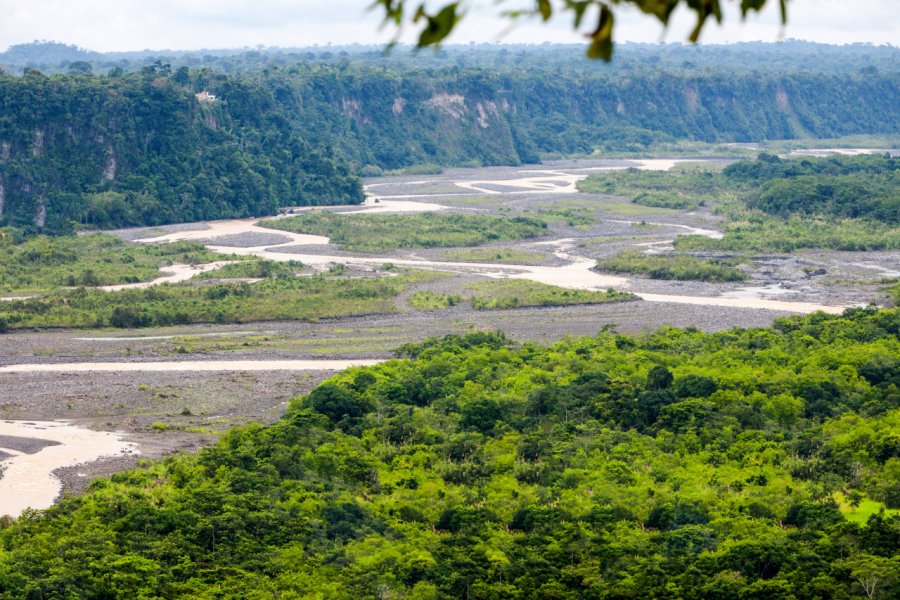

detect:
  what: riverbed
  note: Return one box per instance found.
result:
[0,420,137,517]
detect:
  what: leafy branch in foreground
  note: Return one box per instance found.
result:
[373,0,787,59]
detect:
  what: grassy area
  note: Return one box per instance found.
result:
[441,248,550,264]
[531,208,595,226]
[833,492,899,525]
[576,166,734,211]
[596,202,678,216]
[467,279,635,310]
[598,249,748,282]
[0,231,223,294]
[408,291,462,310]
[0,270,445,330]
[261,212,548,253]
[674,216,900,252]
[194,260,305,280]
[888,280,900,305]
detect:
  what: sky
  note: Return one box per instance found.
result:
[0,0,897,52]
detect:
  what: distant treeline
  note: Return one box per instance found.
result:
[0,56,897,233]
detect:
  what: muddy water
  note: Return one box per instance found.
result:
[99,261,235,291]
[0,420,137,517]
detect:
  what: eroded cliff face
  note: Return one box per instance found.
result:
[1,64,896,232]
[0,74,364,232]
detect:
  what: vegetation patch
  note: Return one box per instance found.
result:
[0,231,222,294]
[598,249,748,282]
[0,270,445,330]
[194,260,305,280]
[440,248,549,264]
[726,153,898,225]
[262,212,547,253]
[675,217,900,252]
[532,208,595,226]
[581,155,899,252]
[577,167,730,210]
[468,279,634,309]
[408,291,462,310]
[833,492,900,525]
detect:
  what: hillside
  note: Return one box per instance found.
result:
[0,309,897,597]
[0,70,364,233]
[1,44,898,233]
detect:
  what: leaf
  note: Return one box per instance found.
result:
[586,4,614,61]
[414,2,461,47]
[564,0,592,30]
[633,0,681,25]
[537,0,553,21]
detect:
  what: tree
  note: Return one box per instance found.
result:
[67,61,93,75]
[372,0,788,60]
[840,554,899,599]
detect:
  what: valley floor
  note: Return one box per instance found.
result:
[1,154,896,514]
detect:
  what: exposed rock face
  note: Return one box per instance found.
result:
[103,151,116,181]
[34,196,46,228]
[775,87,790,110]
[424,93,467,119]
[475,101,501,128]
[32,129,44,157]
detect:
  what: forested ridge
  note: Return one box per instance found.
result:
[0,68,364,233]
[1,45,898,233]
[0,309,898,598]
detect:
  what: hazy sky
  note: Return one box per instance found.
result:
[1,0,897,52]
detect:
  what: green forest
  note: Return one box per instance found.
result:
[0,308,897,598]
[1,47,897,234]
[579,154,900,253]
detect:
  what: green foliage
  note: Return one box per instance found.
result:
[532,208,595,226]
[440,247,549,264]
[0,231,220,293]
[3,60,898,235]
[577,166,731,210]
[0,70,364,234]
[726,154,899,224]
[408,291,461,310]
[598,249,749,282]
[467,278,634,309]
[888,281,900,305]
[194,259,303,280]
[675,216,900,252]
[582,155,900,252]
[373,0,786,59]
[263,212,548,253]
[0,270,444,330]
[1,309,899,597]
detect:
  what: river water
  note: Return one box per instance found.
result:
[0,420,137,517]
